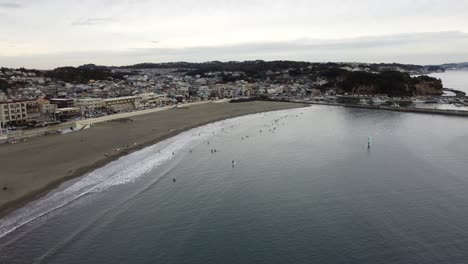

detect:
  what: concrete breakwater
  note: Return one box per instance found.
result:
[292,100,468,117]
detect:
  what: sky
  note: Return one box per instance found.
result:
[1,0,468,69]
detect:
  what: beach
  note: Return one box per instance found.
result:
[0,100,306,217]
[3,105,468,263]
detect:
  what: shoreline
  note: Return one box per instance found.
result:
[0,101,307,219]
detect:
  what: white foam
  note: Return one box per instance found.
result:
[0,107,306,239]
[0,120,228,239]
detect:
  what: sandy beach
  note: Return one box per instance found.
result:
[0,101,306,217]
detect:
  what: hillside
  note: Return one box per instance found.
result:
[337,71,443,96]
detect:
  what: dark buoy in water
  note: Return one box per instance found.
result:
[232,160,235,167]
[190,149,192,153]
[173,178,176,183]
[172,152,175,155]
[2,186,7,191]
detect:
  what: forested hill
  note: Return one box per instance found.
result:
[337,71,443,96]
[45,65,125,83]
[120,61,443,74]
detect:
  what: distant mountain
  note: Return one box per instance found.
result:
[437,62,468,70]
[120,61,444,74]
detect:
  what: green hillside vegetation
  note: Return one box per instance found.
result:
[337,71,443,96]
[46,65,124,83]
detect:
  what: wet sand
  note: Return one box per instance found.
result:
[0,101,307,217]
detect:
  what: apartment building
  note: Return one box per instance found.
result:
[76,98,104,111]
[0,100,28,127]
[103,96,141,112]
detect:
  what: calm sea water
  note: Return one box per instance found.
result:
[429,70,468,94]
[1,106,468,264]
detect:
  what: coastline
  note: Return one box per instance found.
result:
[0,101,307,219]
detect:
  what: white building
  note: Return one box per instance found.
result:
[76,98,104,111]
[0,100,28,127]
[139,93,172,107]
[103,96,141,112]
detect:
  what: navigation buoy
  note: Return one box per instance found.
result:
[368,136,372,149]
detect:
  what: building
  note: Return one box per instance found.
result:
[336,95,361,104]
[139,93,173,107]
[0,100,29,127]
[55,107,81,121]
[76,98,104,111]
[0,91,7,101]
[103,96,141,112]
[37,99,57,114]
[26,101,41,122]
[50,98,75,109]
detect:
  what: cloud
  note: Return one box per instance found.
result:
[1,31,468,69]
[0,1,22,8]
[71,17,115,26]
[127,31,468,58]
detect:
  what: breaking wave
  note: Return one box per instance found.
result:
[0,108,303,239]
[0,119,231,239]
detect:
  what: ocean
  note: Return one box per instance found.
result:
[1,105,468,264]
[429,70,468,94]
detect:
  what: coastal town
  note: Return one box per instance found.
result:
[3,1,468,262]
[1,61,467,143]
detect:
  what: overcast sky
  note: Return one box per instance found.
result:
[1,0,468,69]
